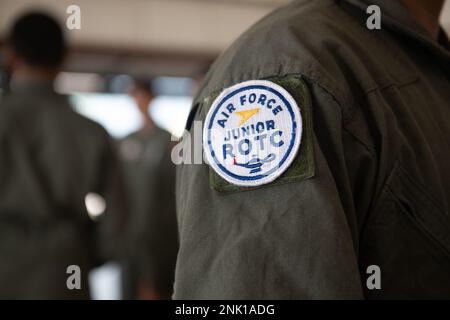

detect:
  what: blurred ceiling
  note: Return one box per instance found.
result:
[0,0,290,77]
[0,0,449,77]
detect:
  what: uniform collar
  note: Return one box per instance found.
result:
[438,28,450,51]
[342,0,429,36]
[340,0,450,68]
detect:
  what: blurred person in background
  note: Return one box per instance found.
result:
[119,79,178,300]
[0,12,126,299]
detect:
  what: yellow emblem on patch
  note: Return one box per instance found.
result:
[235,108,260,126]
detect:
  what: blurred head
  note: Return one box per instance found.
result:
[4,12,66,78]
[129,79,154,119]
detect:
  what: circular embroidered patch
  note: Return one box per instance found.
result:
[203,80,302,187]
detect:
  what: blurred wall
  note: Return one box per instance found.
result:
[442,0,450,31]
[0,0,449,77]
[0,0,289,53]
[0,0,289,76]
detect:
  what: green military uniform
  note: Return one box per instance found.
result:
[119,126,178,298]
[0,79,126,299]
[174,0,450,299]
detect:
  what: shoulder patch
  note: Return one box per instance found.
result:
[203,76,314,192]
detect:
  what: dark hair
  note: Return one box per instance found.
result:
[7,12,66,68]
[132,78,154,96]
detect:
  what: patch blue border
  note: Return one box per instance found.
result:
[207,84,298,181]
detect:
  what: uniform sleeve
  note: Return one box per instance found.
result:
[173,77,374,299]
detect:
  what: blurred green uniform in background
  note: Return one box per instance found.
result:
[0,12,126,300]
[119,81,178,300]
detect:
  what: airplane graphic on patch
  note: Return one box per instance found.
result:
[235,108,260,125]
